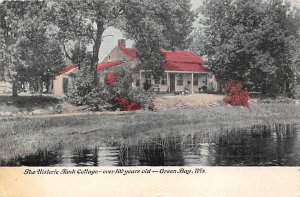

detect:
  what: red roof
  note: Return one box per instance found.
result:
[118,47,207,72]
[97,61,124,71]
[164,62,208,72]
[161,50,207,72]
[120,47,138,59]
[162,50,206,64]
[60,64,76,74]
[60,49,207,74]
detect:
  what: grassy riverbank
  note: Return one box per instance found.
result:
[0,95,63,116]
[0,101,300,163]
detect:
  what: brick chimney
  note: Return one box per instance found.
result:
[118,39,126,48]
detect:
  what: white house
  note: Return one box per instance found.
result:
[53,39,218,95]
[97,39,218,93]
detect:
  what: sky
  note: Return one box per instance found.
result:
[98,0,203,62]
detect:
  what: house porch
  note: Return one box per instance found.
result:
[132,70,217,93]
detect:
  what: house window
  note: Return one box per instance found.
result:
[177,74,183,86]
[155,79,160,85]
[161,73,167,85]
[63,78,68,93]
[193,74,198,86]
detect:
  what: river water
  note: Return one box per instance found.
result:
[2,124,300,166]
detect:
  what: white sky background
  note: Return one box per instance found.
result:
[98,0,203,61]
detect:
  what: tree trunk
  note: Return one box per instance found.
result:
[43,77,52,94]
[281,80,286,95]
[91,21,105,85]
[12,79,18,97]
[285,80,292,97]
[37,78,43,94]
[45,80,50,94]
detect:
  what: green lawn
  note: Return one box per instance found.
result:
[0,101,299,163]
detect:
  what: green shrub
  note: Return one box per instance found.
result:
[291,85,300,99]
[53,102,63,113]
[106,67,134,98]
[67,66,112,111]
[85,85,112,111]
[67,73,93,106]
[67,67,155,111]
[107,68,155,110]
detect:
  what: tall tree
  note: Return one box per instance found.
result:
[0,1,37,96]
[198,0,300,96]
[51,0,195,81]
[119,0,195,79]
[18,28,65,93]
[1,1,66,95]
[49,0,124,84]
[189,27,206,58]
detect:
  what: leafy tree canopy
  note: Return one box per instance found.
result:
[1,0,195,94]
[0,1,65,95]
[119,0,195,79]
[195,0,300,96]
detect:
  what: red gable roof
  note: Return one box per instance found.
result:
[119,47,207,72]
[97,61,124,71]
[161,50,208,72]
[60,64,76,74]
[162,50,206,64]
[61,49,207,74]
[120,47,138,59]
[60,62,124,74]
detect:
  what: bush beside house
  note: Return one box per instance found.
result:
[67,67,154,111]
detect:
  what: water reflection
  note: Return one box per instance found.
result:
[119,142,185,166]
[55,147,120,166]
[4,148,62,166]
[2,123,299,166]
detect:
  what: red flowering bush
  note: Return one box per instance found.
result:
[104,73,117,86]
[107,68,153,111]
[105,70,142,111]
[111,96,141,111]
[223,81,251,111]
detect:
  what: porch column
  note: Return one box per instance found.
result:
[166,72,169,92]
[137,70,142,89]
[206,73,208,87]
[139,70,142,82]
[191,73,194,94]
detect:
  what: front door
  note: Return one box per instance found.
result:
[170,74,175,92]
